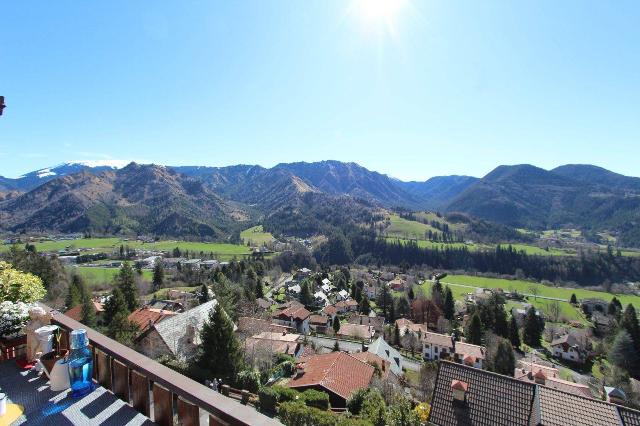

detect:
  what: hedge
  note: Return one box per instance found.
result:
[258,387,278,413]
[301,389,330,410]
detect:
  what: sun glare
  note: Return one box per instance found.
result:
[352,0,407,25]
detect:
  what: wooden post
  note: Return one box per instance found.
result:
[112,359,130,402]
[130,370,150,417]
[177,396,199,426]
[96,350,111,389]
[152,382,173,426]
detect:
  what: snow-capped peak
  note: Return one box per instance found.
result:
[66,160,131,169]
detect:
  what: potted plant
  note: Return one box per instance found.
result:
[40,327,67,375]
[0,301,31,360]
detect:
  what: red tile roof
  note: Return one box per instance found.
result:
[64,302,104,322]
[288,352,375,400]
[274,305,311,321]
[127,307,177,331]
[351,351,390,378]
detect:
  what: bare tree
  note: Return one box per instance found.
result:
[528,285,539,301]
[547,300,561,323]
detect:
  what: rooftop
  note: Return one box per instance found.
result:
[429,361,640,426]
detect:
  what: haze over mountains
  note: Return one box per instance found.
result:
[1,160,639,246]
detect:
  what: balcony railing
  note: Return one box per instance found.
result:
[41,304,281,426]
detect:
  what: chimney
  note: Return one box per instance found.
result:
[534,370,546,385]
[451,380,468,405]
[295,362,305,377]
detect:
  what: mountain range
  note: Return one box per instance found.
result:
[1,160,639,246]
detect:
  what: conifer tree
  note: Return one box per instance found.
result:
[80,294,97,328]
[431,280,444,309]
[195,303,244,380]
[394,322,401,346]
[509,315,521,349]
[199,283,210,304]
[300,281,313,308]
[360,294,371,315]
[332,316,340,334]
[466,313,483,345]
[523,306,542,347]
[569,293,577,304]
[619,304,640,351]
[492,340,515,376]
[152,259,164,292]
[609,330,639,373]
[65,274,87,308]
[103,287,128,326]
[333,340,340,352]
[255,280,264,299]
[443,286,455,320]
[493,305,509,338]
[116,262,138,311]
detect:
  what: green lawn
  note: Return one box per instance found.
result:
[69,266,152,288]
[240,225,275,246]
[149,285,199,300]
[384,214,438,240]
[2,237,252,259]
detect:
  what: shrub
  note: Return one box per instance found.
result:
[278,401,336,426]
[0,262,46,303]
[346,388,368,415]
[236,369,261,393]
[258,387,278,413]
[280,360,295,377]
[302,389,330,410]
[272,385,301,403]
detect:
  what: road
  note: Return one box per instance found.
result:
[440,281,568,302]
[308,336,422,372]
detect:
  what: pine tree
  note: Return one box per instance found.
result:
[103,287,128,326]
[65,274,87,309]
[300,281,313,308]
[199,283,210,304]
[255,280,264,299]
[570,294,577,304]
[152,260,164,291]
[408,287,415,301]
[493,305,509,338]
[394,323,401,346]
[443,286,455,320]
[619,304,640,351]
[333,340,340,352]
[360,294,371,315]
[80,294,97,328]
[332,316,340,334]
[523,306,542,347]
[431,280,444,309]
[194,303,244,381]
[609,330,640,373]
[466,313,483,345]
[116,262,138,311]
[492,340,515,376]
[509,315,521,349]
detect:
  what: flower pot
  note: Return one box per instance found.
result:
[50,359,71,392]
[40,350,67,378]
[0,334,27,361]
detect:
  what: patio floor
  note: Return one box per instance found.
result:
[0,360,154,425]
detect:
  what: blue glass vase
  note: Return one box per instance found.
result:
[67,329,94,397]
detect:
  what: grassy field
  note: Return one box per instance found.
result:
[69,266,153,288]
[149,285,199,300]
[240,225,275,246]
[384,214,439,240]
[2,237,252,259]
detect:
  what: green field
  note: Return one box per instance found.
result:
[240,225,275,246]
[69,266,153,288]
[2,237,251,259]
[384,214,439,240]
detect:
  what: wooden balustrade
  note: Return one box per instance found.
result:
[41,305,280,426]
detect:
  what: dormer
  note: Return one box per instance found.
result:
[534,370,546,385]
[451,380,468,405]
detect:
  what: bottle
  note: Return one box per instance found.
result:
[67,329,94,397]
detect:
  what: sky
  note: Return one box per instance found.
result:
[1,0,639,181]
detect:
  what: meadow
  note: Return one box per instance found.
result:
[240,225,275,246]
[69,266,153,288]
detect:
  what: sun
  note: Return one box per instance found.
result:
[351,0,407,25]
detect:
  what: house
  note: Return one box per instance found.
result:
[395,318,428,337]
[309,314,332,334]
[580,299,609,316]
[135,299,221,360]
[236,317,293,338]
[336,289,349,301]
[592,312,616,335]
[321,278,332,293]
[180,259,202,270]
[604,387,628,405]
[150,299,185,312]
[511,305,542,327]
[514,361,593,399]
[428,361,640,426]
[272,304,311,334]
[256,298,273,311]
[337,323,374,341]
[244,331,302,358]
[363,281,377,299]
[335,299,358,314]
[287,352,375,408]
[388,277,406,291]
[351,351,391,379]
[348,314,384,334]
[127,307,177,333]
[200,259,219,270]
[551,333,589,364]
[286,284,301,296]
[294,268,312,281]
[323,305,339,319]
[367,337,403,376]
[421,332,485,369]
[313,291,329,307]
[64,302,104,322]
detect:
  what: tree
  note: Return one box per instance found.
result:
[194,303,244,381]
[359,294,371,315]
[115,262,138,311]
[378,284,392,319]
[443,286,455,321]
[492,340,515,376]
[493,305,509,338]
[431,280,444,308]
[619,304,640,351]
[394,322,401,346]
[570,293,577,304]
[333,340,340,352]
[103,287,128,326]
[547,300,561,323]
[407,286,415,301]
[466,313,483,345]
[80,294,97,328]
[332,316,340,334]
[65,274,87,308]
[528,285,538,301]
[0,261,46,303]
[199,283,210,304]
[509,315,521,349]
[523,306,542,347]
[609,330,640,373]
[152,259,164,291]
[255,280,264,299]
[386,396,421,426]
[299,281,313,308]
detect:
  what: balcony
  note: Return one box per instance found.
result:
[0,304,281,425]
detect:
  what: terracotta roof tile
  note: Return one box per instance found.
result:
[64,302,104,322]
[128,307,177,331]
[287,352,374,400]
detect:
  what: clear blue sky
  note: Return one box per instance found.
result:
[1,1,638,180]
